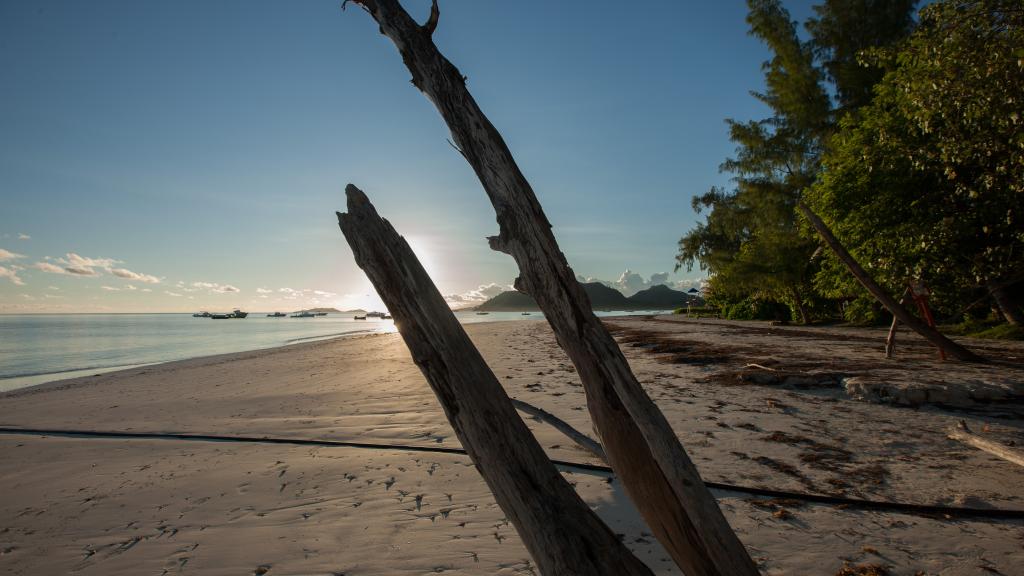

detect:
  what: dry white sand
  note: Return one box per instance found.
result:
[1,317,1022,575]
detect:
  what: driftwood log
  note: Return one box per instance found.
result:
[344,2,758,574]
[511,398,608,462]
[948,420,1024,468]
[337,185,653,575]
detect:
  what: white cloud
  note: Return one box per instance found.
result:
[101,285,120,291]
[124,284,138,291]
[17,233,30,240]
[576,269,677,297]
[444,282,513,306]
[65,253,120,274]
[165,291,183,297]
[256,287,272,294]
[111,267,161,284]
[192,281,240,294]
[33,253,120,276]
[0,265,25,286]
[0,248,25,261]
[141,288,152,292]
[47,285,59,290]
[33,262,67,275]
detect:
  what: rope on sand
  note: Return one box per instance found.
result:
[2,426,1022,520]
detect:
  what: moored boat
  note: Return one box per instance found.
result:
[291,311,316,318]
[192,311,211,318]
[267,312,286,317]
[231,309,248,319]
[210,313,231,319]
[354,315,367,320]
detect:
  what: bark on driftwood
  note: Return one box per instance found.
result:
[948,420,1024,468]
[796,200,983,362]
[344,2,758,574]
[337,185,653,576]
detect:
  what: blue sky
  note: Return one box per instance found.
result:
[0,0,818,312]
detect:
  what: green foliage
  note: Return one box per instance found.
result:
[946,316,1024,340]
[807,0,1024,320]
[841,295,887,325]
[715,295,792,322]
[677,0,916,324]
[806,0,917,111]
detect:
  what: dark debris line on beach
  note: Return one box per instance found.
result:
[1,426,1022,521]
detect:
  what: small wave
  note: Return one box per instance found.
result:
[284,329,379,344]
[0,363,141,381]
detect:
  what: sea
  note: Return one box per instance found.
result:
[0,310,664,393]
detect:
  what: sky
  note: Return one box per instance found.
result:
[0,0,819,313]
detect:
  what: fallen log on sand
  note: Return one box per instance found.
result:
[948,420,1024,468]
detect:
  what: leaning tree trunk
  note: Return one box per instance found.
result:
[338,185,654,575]
[345,2,759,575]
[989,279,1023,326]
[796,200,983,362]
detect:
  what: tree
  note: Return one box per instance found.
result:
[806,0,917,111]
[677,0,830,324]
[807,0,1024,325]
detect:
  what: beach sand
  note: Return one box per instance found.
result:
[1,317,1022,575]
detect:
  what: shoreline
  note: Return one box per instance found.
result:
[1,317,1022,575]
[0,310,670,395]
[0,328,395,397]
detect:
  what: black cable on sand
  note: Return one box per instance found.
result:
[2,426,1022,521]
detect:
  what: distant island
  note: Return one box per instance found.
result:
[300,307,366,315]
[475,282,699,312]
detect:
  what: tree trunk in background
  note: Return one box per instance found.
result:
[791,286,810,325]
[989,280,1023,326]
[337,185,654,576]
[796,200,983,362]
[345,2,759,574]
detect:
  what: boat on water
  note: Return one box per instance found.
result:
[366,311,384,318]
[382,314,392,319]
[192,311,211,318]
[521,312,531,315]
[291,311,316,318]
[353,315,367,320]
[210,309,248,319]
[267,312,286,317]
[315,312,328,316]
[476,312,490,315]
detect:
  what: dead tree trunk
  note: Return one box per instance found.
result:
[796,200,983,362]
[344,2,758,574]
[337,185,654,576]
[885,289,911,359]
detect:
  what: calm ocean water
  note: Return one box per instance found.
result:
[0,310,661,393]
